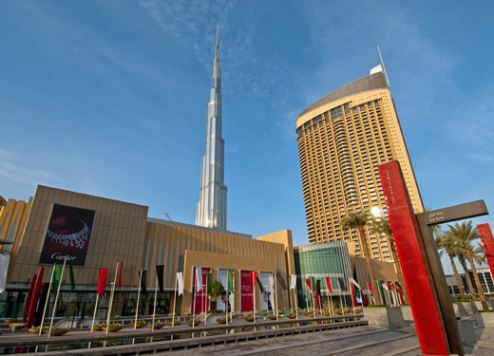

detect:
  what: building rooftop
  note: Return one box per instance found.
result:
[297,71,388,123]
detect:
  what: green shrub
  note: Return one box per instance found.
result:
[29,326,48,334]
[153,321,166,329]
[50,328,69,336]
[267,314,277,320]
[107,323,122,333]
[10,323,26,332]
[243,313,254,322]
[286,313,296,319]
[4,318,15,324]
[187,318,201,327]
[93,323,106,331]
[134,320,147,329]
[216,316,227,324]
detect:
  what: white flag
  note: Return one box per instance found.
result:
[349,278,361,290]
[0,254,10,294]
[195,267,202,291]
[176,272,184,296]
[382,282,389,291]
[289,274,297,290]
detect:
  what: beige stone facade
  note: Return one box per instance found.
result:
[296,71,424,261]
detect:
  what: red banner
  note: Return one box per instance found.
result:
[379,160,449,355]
[241,270,254,312]
[97,268,108,296]
[117,261,123,288]
[26,267,44,327]
[23,274,37,322]
[478,224,494,279]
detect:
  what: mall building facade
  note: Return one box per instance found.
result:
[0,185,399,321]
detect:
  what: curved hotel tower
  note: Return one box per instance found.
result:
[296,65,423,260]
[196,34,227,230]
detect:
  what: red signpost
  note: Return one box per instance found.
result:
[478,224,494,278]
[379,160,450,355]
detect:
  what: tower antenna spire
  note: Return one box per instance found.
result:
[377,46,390,87]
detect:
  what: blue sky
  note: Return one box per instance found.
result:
[1,1,493,273]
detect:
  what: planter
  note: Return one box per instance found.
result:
[400,305,413,321]
[363,306,405,329]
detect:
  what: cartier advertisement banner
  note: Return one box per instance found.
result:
[39,204,96,266]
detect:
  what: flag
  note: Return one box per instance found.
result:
[140,270,147,294]
[68,263,76,290]
[156,265,164,292]
[227,271,234,293]
[176,272,184,296]
[251,271,257,287]
[356,289,363,304]
[117,261,123,288]
[0,254,10,294]
[349,278,361,290]
[52,264,62,293]
[195,267,203,291]
[276,270,287,290]
[324,276,333,293]
[305,277,313,292]
[309,276,317,293]
[337,277,347,291]
[387,281,394,291]
[97,268,108,296]
[316,279,321,295]
[23,274,37,321]
[26,267,44,327]
[207,271,213,296]
[289,275,297,290]
[367,282,374,292]
[256,276,265,293]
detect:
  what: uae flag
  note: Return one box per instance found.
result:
[289,275,297,290]
[117,261,123,288]
[227,271,234,293]
[68,263,76,290]
[51,264,62,293]
[305,277,313,292]
[176,272,184,296]
[337,277,347,292]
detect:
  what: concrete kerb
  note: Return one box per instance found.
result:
[11,319,369,356]
[0,314,364,348]
[363,307,406,329]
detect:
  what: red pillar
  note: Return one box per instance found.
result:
[478,224,494,278]
[379,160,449,355]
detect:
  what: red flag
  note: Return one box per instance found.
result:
[97,268,108,296]
[324,276,333,293]
[367,282,374,292]
[387,281,393,291]
[117,261,123,288]
[23,274,37,322]
[305,277,313,292]
[26,267,44,327]
[251,271,256,286]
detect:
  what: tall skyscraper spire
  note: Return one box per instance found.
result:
[196,28,227,230]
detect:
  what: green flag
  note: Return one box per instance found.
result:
[207,272,213,296]
[69,264,76,290]
[52,264,62,293]
[227,271,234,293]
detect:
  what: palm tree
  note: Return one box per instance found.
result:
[371,218,407,302]
[435,232,466,296]
[446,221,489,310]
[343,210,381,305]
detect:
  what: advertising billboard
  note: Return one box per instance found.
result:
[39,204,95,266]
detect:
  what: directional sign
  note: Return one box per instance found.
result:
[418,200,488,226]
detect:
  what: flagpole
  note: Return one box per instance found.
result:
[48,259,66,338]
[151,275,158,331]
[134,271,143,330]
[192,267,196,329]
[225,270,229,326]
[39,264,55,335]
[274,275,279,321]
[172,275,178,327]
[253,273,256,324]
[204,271,208,325]
[91,292,100,333]
[105,261,120,336]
